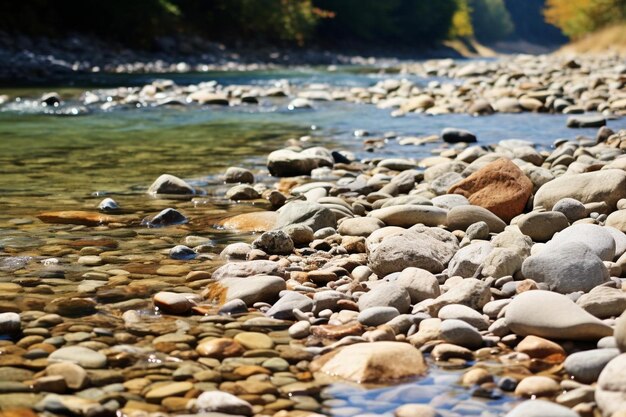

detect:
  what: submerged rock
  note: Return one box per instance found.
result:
[316,341,427,382]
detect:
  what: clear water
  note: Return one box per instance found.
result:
[1,67,625,416]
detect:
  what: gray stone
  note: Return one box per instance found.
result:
[439,319,483,349]
[447,241,492,278]
[465,221,490,241]
[505,290,613,340]
[147,208,188,227]
[429,278,491,315]
[148,174,194,195]
[358,283,411,314]
[358,307,400,326]
[481,248,523,278]
[224,167,255,184]
[48,346,107,369]
[368,205,447,228]
[432,194,470,211]
[553,198,586,222]
[447,205,506,233]
[267,147,334,177]
[252,230,294,255]
[276,201,336,232]
[548,224,616,261]
[564,348,620,384]
[517,211,569,242]
[266,291,313,320]
[211,260,285,280]
[567,115,606,128]
[169,245,196,260]
[534,169,626,211]
[505,399,579,417]
[393,267,440,303]
[369,228,458,276]
[521,241,609,293]
[596,353,626,416]
[338,217,384,237]
[226,184,259,200]
[438,304,489,330]
[577,286,626,319]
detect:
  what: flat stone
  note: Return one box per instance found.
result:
[439,319,483,349]
[233,332,274,350]
[145,381,193,400]
[577,286,626,319]
[48,346,107,369]
[358,307,400,326]
[368,205,447,228]
[211,260,285,280]
[505,290,613,340]
[534,169,626,211]
[275,201,336,232]
[447,205,506,233]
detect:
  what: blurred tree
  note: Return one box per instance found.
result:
[544,0,626,38]
[313,0,458,45]
[503,0,567,44]
[448,0,474,38]
[469,0,514,42]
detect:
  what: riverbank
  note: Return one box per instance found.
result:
[0,32,473,86]
[0,56,625,417]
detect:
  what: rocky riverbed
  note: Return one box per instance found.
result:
[0,54,626,417]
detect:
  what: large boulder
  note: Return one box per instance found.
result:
[534,169,626,211]
[521,241,609,294]
[267,147,334,177]
[448,158,533,223]
[547,224,616,261]
[505,290,613,340]
[369,228,458,276]
[316,341,427,383]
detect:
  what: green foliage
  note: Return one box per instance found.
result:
[544,0,626,39]
[313,0,458,45]
[469,0,514,42]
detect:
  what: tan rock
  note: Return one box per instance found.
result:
[218,211,278,232]
[449,158,532,223]
[516,335,566,363]
[514,376,561,397]
[196,338,244,359]
[316,341,427,383]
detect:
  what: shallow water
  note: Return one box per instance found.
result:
[0,67,625,416]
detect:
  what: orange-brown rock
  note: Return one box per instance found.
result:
[37,211,119,226]
[448,158,532,223]
[310,322,364,339]
[515,335,566,363]
[196,338,244,359]
[218,211,278,232]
